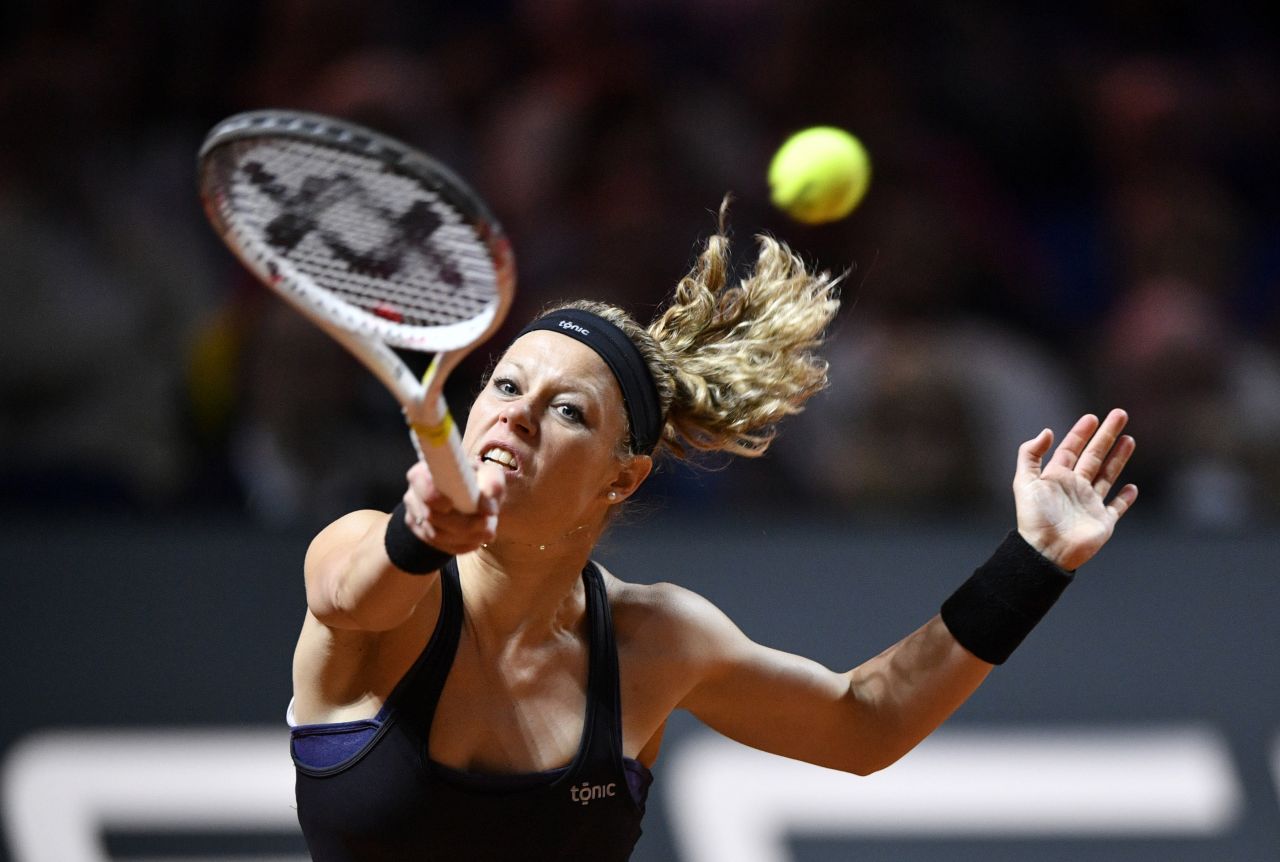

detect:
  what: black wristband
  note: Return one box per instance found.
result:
[940,531,1074,665]
[384,502,454,575]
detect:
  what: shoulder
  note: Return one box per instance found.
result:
[597,564,749,664]
[304,509,388,570]
[308,508,389,549]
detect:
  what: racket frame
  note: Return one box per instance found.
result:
[198,110,515,513]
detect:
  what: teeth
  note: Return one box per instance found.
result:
[481,447,516,468]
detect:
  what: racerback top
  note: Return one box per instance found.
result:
[291,559,652,861]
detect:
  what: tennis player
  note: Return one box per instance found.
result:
[287,223,1137,860]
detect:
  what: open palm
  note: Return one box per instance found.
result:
[1013,409,1139,572]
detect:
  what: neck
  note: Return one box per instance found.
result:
[456,524,604,640]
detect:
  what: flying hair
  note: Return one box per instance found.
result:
[542,198,841,460]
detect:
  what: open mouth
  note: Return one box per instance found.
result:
[480,446,518,471]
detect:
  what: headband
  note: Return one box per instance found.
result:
[516,308,663,454]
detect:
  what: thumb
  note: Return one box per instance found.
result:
[1014,427,1053,486]
[476,462,508,512]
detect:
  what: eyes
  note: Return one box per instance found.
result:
[490,377,586,425]
[556,402,585,423]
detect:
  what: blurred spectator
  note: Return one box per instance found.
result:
[226,299,409,527]
[0,1,1277,529]
[0,19,220,509]
[188,47,467,526]
[1080,54,1280,528]
[1094,277,1280,529]
[774,316,1081,517]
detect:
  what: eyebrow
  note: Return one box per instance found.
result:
[494,357,611,404]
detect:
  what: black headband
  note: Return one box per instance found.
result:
[516,308,663,454]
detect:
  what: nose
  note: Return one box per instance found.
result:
[499,399,537,438]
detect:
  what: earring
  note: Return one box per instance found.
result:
[607,491,618,501]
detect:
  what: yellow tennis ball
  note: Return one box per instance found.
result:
[768,127,871,224]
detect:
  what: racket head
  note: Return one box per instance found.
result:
[198,110,514,356]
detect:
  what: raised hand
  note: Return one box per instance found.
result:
[401,460,507,555]
[1012,409,1138,571]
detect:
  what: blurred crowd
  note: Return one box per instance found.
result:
[2,0,1278,531]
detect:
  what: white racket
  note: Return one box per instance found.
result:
[199,110,515,513]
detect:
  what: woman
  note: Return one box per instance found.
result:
[287,220,1138,861]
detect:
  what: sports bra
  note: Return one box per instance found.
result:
[291,559,651,861]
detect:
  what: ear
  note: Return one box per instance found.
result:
[605,454,653,504]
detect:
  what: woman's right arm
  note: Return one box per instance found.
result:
[304,508,430,631]
[304,461,505,631]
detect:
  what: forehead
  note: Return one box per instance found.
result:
[499,330,619,402]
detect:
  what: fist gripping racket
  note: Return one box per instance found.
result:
[199,110,514,513]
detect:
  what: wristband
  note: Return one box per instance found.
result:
[940,531,1073,665]
[384,502,454,575]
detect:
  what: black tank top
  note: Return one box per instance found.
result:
[292,560,652,861]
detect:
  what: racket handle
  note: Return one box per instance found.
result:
[409,406,480,514]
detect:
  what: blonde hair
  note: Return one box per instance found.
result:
[546,203,841,460]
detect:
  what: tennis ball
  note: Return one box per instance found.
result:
[768,127,870,224]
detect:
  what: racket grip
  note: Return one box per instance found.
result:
[409,409,480,514]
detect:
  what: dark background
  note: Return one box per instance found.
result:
[4,518,1279,859]
[2,1,1279,859]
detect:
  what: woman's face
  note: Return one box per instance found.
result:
[462,330,644,540]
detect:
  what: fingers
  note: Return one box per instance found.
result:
[1072,408,1130,481]
[1034,409,1138,513]
[402,461,502,554]
[476,461,508,512]
[1014,427,1053,487]
[474,461,507,537]
[1046,413,1100,472]
[1091,432,1136,500]
[1107,483,1140,521]
[403,461,444,525]
[1044,409,1132,481]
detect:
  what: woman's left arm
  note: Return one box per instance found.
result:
[1010,408,1138,571]
[676,409,1137,775]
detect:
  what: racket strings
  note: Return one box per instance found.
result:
[217,139,497,328]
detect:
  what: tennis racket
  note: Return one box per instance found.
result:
[198,110,515,513]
